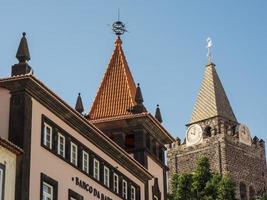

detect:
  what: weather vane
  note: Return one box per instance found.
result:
[206,37,213,63]
[112,9,127,36]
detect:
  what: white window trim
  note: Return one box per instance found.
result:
[57,132,65,157]
[122,179,128,198]
[131,185,136,200]
[104,166,110,187]
[43,181,54,200]
[82,150,89,173]
[93,159,100,181]
[70,142,78,166]
[44,123,52,149]
[0,168,3,200]
[113,173,119,194]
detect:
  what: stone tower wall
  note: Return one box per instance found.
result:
[167,134,266,199]
[224,135,266,199]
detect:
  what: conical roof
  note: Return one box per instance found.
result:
[16,32,30,63]
[75,93,84,114]
[155,105,163,123]
[190,63,237,124]
[89,37,137,120]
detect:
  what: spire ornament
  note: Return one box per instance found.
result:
[127,83,147,114]
[155,104,163,123]
[206,37,213,64]
[16,32,31,63]
[112,10,127,36]
[11,32,33,76]
[75,93,84,114]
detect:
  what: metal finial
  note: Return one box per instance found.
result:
[206,37,213,63]
[112,10,127,36]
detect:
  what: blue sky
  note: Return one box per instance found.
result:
[0,1,266,142]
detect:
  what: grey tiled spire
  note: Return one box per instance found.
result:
[190,63,237,123]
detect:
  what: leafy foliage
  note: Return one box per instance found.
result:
[256,194,267,200]
[168,156,236,200]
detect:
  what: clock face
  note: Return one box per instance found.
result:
[186,124,203,146]
[238,124,252,146]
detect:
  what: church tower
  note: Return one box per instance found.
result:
[88,20,174,200]
[167,38,266,200]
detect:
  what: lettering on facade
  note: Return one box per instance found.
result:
[72,177,113,200]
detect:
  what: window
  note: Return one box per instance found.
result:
[70,142,78,166]
[0,164,5,200]
[130,186,136,200]
[68,189,83,200]
[122,180,127,199]
[93,159,100,181]
[240,182,247,200]
[113,173,119,194]
[57,133,65,157]
[41,173,58,200]
[104,166,110,187]
[44,123,52,149]
[42,182,53,200]
[82,151,89,173]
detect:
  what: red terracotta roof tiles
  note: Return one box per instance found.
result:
[89,37,137,120]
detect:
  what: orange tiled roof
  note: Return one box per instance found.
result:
[89,37,137,120]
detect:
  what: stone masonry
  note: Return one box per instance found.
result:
[167,130,266,200]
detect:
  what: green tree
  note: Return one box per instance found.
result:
[169,156,236,200]
[216,175,236,200]
[256,194,267,200]
[204,173,222,200]
[192,157,212,199]
[170,173,193,200]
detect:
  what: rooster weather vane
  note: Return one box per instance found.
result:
[112,9,127,36]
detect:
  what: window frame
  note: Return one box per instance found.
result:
[113,173,119,194]
[68,189,83,200]
[122,179,128,199]
[42,182,54,200]
[93,158,100,181]
[70,142,78,166]
[130,185,136,200]
[103,166,110,187]
[82,150,89,174]
[0,164,5,200]
[43,123,53,149]
[40,173,58,200]
[57,132,65,157]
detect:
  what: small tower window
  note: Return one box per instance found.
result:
[249,186,255,200]
[125,134,135,149]
[240,182,247,200]
[204,126,211,137]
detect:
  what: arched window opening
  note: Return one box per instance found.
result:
[204,126,211,137]
[249,186,255,200]
[125,134,135,149]
[240,182,247,200]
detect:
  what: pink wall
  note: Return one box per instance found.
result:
[147,155,165,200]
[0,87,10,139]
[30,98,146,200]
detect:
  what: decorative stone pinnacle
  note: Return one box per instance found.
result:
[155,104,163,123]
[75,93,84,114]
[16,32,31,63]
